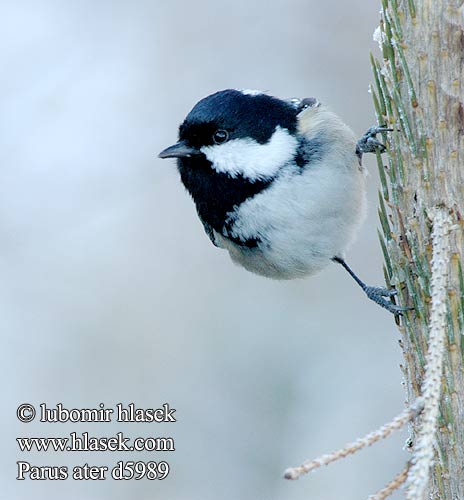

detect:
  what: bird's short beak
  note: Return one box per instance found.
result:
[158,140,198,159]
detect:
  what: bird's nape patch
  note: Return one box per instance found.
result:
[238,89,264,96]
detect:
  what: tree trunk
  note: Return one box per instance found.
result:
[372,1,464,498]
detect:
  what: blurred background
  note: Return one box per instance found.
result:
[0,1,411,499]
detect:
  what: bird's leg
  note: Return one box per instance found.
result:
[332,256,412,315]
[355,125,394,163]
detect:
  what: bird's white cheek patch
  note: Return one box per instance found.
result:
[201,126,298,181]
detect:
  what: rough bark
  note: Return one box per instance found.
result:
[372,1,464,498]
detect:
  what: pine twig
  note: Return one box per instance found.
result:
[284,400,423,480]
[368,461,411,500]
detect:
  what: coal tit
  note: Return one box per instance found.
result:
[159,89,407,314]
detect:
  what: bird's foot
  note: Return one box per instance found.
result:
[362,285,413,315]
[356,125,393,162]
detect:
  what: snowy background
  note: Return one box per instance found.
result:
[1,1,410,499]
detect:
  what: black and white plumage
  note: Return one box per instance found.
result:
[159,89,408,314]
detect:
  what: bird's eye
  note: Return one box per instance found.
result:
[212,129,229,144]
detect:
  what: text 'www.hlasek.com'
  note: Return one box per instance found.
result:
[16,403,176,481]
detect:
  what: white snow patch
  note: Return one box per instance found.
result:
[373,26,385,49]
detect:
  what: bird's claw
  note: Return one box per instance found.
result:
[363,285,412,315]
[368,286,398,298]
[356,125,394,161]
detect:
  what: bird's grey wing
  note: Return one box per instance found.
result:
[198,215,219,247]
[199,215,260,249]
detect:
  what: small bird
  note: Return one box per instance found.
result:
[159,89,407,314]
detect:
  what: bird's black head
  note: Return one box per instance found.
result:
[180,89,299,147]
[158,89,302,239]
[159,89,300,161]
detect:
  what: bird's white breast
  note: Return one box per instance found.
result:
[216,106,367,279]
